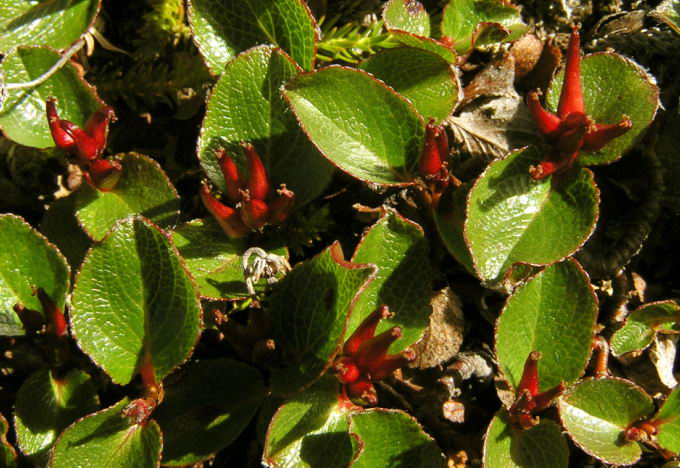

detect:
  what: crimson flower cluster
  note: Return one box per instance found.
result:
[201,144,295,238]
[333,305,415,405]
[527,26,632,180]
[417,119,450,205]
[508,351,564,429]
[46,97,121,191]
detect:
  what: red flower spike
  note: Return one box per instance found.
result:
[581,116,633,151]
[347,377,378,405]
[344,305,392,356]
[368,348,416,381]
[419,120,448,177]
[532,382,565,412]
[200,184,249,238]
[59,120,99,164]
[527,91,562,140]
[86,159,123,191]
[554,112,589,154]
[268,184,296,225]
[529,151,578,181]
[356,326,402,372]
[334,357,360,384]
[216,148,244,203]
[243,144,269,201]
[509,390,539,429]
[517,351,541,397]
[557,25,584,119]
[46,98,77,155]
[84,106,116,157]
[239,191,270,229]
[34,287,67,338]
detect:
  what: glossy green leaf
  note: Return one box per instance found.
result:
[350,409,445,467]
[188,0,317,73]
[433,183,475,275]
[40,196,92,271]
[388,31,456,63]
[483,410,568,468]
[558,378,654,465]
[0,413,17,467]
[49,399,162,468]
[495,259,597,392]
[268,242,375,396]
[71,216,202,385]
[383,0,431,37]
[440,0,527,54]
[350,211,431,352]
[198,46,333,208]
[155,359,267,466]
[654,386,680,453]
[172,218,287,300]
[546,53,659,166]
[15,368,99,466]
[284,66,425,185]
[652,0,680,35]
[264,375,356,468]
[0,214,69,336]
[610,300,680,356]
[74,152,180,240]
[0,46,101,148]
[465,146,599,284]
[0,0,99,52]
[359,47,459,123]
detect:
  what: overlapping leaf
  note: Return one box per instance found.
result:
[383,0,431,37]
[654,386,680,454]
[610,300,680,356]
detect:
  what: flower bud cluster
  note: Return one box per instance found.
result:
[417,120,450,205]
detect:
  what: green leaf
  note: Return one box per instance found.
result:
[610,300,680,357]
[155,359,267,466]
[188,0,317,73]
[71,216,202,385]
[546,53,659,166]
[440,0,527,54]
[15,368,99,466]
[464,146,599,284]
[268,242,375,396]
[0,0,100,52]
[74,152,180,240]
[383,0,431,37]
[172,218,287,300]
[433,183,475,275]
[654,386,680,453]
[388,31,457,63]
[283,66,425,185]
[483,410,568,468]
[0,413,17,467]
[495,259,597,392]
[0,214,70,336]
[263,375,357,468]
[0,46,102,148]
[350,211,431,352]
[40,196,92,271]
[359,47,459,123]
[350,409,445,467]
[558,378,654,465]
[48,399,162,468]
[197,45,333,208]
[652,0,680,35]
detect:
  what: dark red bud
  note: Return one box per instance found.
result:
[517,351,541,397]
[343,305,393,356]
[334,357,361,384]
[268,185,295,225]
[557,25,584,119]
[243,144,269,200]
[529,151,578,180]
[46,98,77,154]
[200,185,249,238]
[508,389,539,429]
[346,377,378,405]
[527,90,562,141]
[239,191,270,229]
[84,106,115,157]
[532,382,565,412]
[59,120,98,164]
[34,287,67,338]
[581,116,633,152]
[555,112,588,154]
[216,148,244,203]
[13,303,45,332]
[356,326,402,372]
[369,348,416,381]
[419,121,448,176]
[86,158,123,191]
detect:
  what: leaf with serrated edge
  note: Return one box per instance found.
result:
[350,408,445,467]
[610,300,680,356]
[558,378,654,465]
[264,375,357,468]
[197,45,333,209]
[464,146,599,284]
[495,259,597,392]
[0,46,102,148]
[483,410,568,468]
[0,214,70,336]
[383,0,431,37]
[350,211,431,353]
[546,53,659,166]
[188,0,317,73]
[71,216,202,385]
[284,66,425,185]
[15,368,99,466]
[155,359,267,466]
[653,385,680,453]
[0,0,100,52]
[268,242,375,396]
[359,47,459,123]
[48,399,162,468]
[74,153,180,241]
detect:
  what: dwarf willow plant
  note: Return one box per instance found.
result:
[0,0,679,467]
